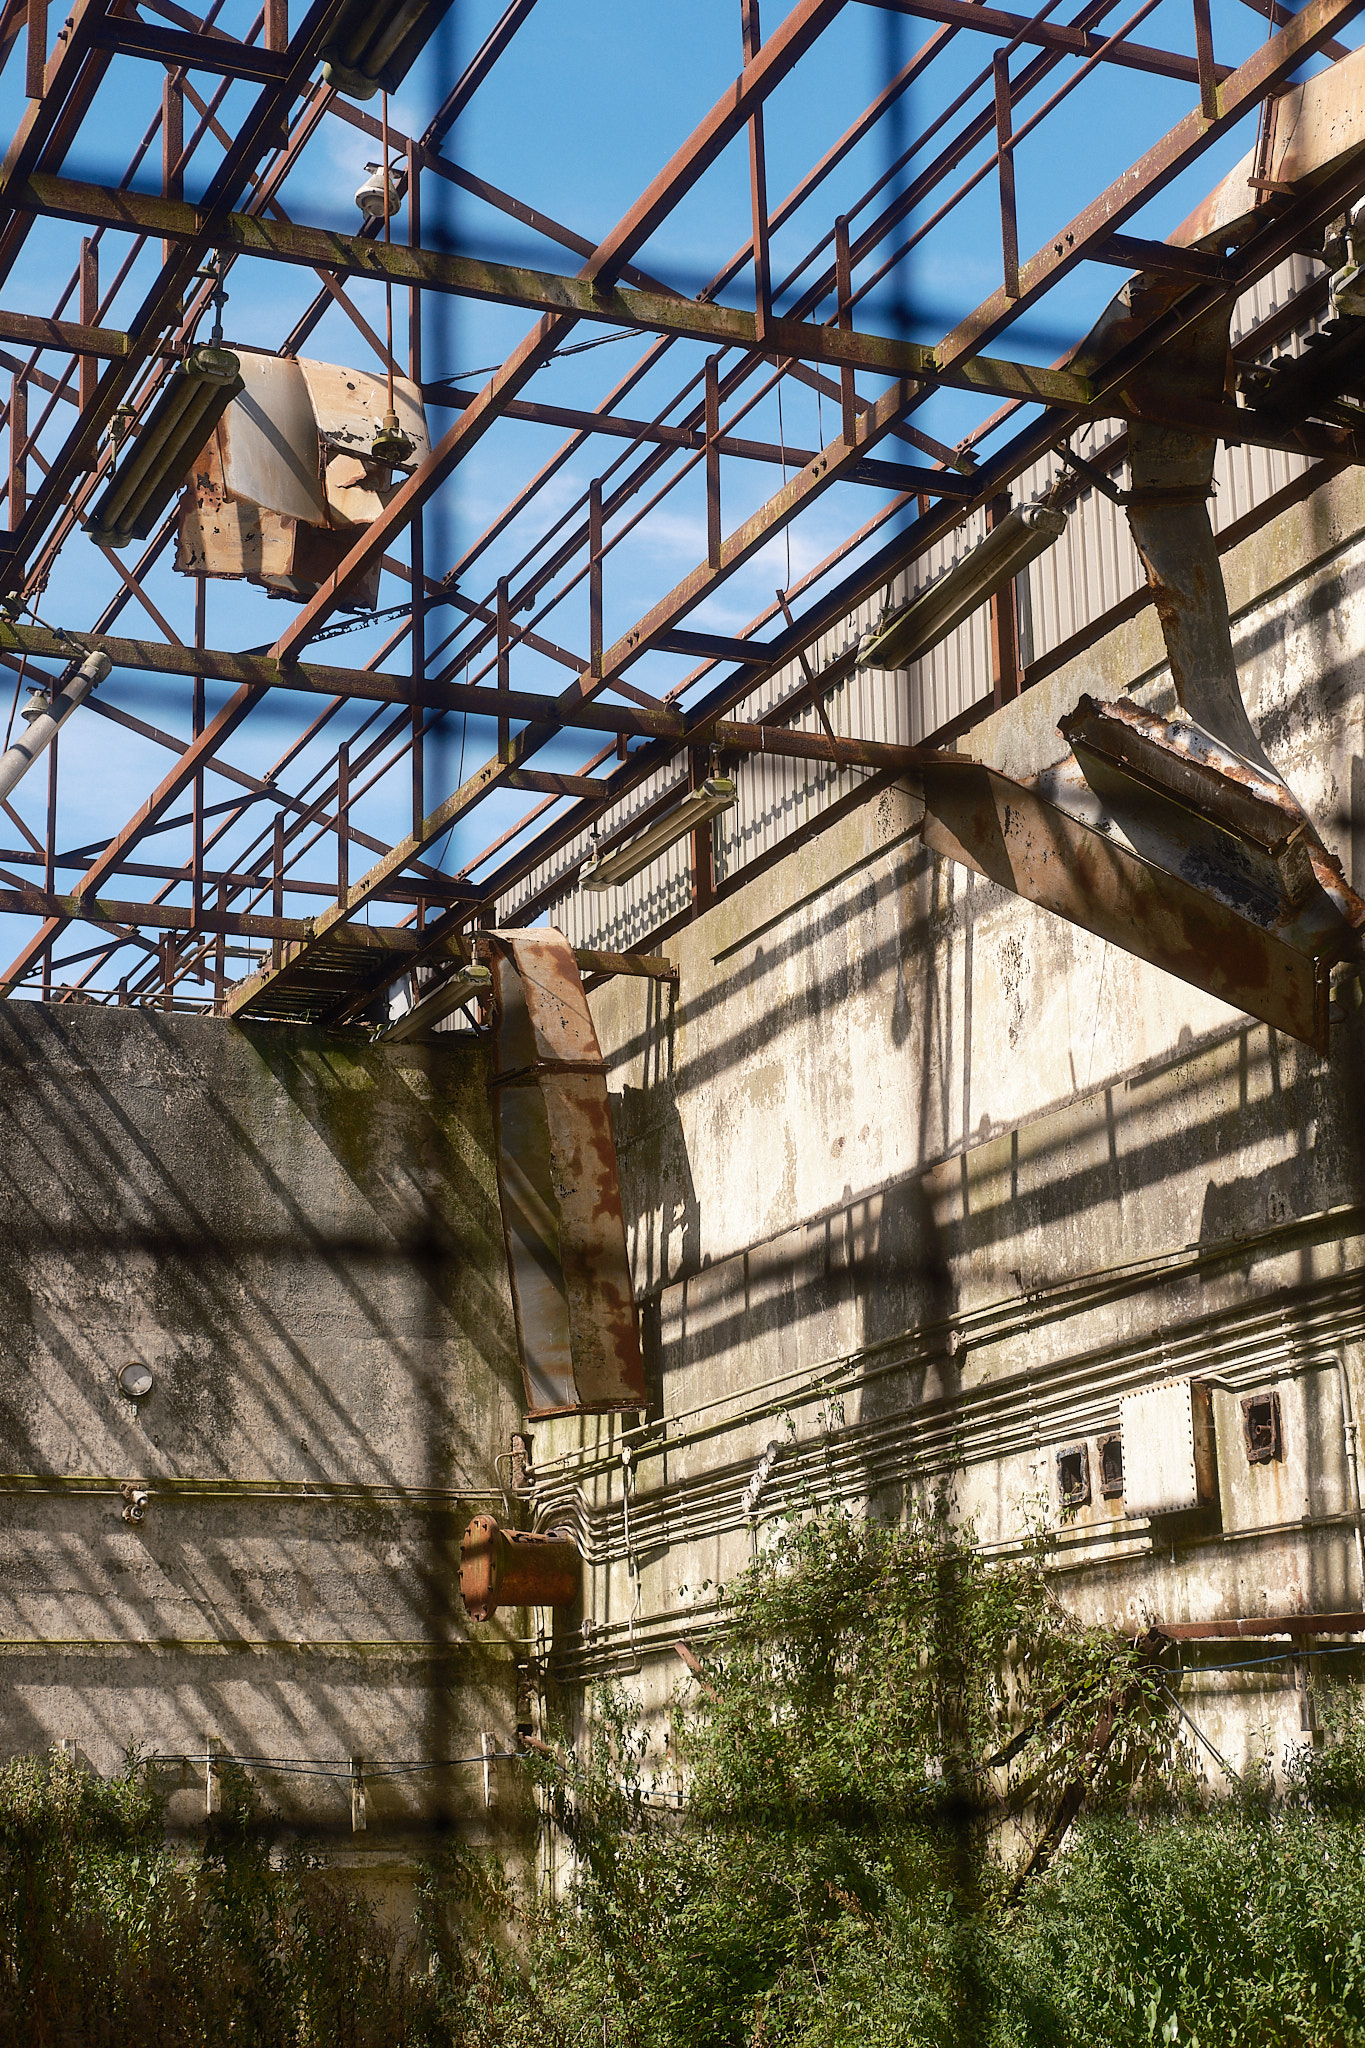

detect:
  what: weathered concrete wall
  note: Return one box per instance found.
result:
[0,1007,528,1870]
[8,461,1363,1866]
[530,461,1365,1792]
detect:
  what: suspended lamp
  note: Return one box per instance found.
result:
[319,0,453,101]
[86,346,242,550]
[856,499,1066,673]
[380,963,491,1041]
[354,160,406,223]
[580,776,737,893]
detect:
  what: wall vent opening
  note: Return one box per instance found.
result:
[1241,1390,1283,1465]
[1097,1433,1124,1498]
[1057,1443,1091,1508]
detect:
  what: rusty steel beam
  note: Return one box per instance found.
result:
[0,884,312,938]
[14,175,1096,411]
[422,382,977,490]
[89,16,295,79]
[1093,233,1230,280]
[326,95,668,299]
[573,948,678,984]
[1157,1613,1365,1639]
[0,682,263,995]
[0,621,696,739]
[504,767,612,798]
[855,0,1233,84]
[1234,0,1350,54]
[0,0,120,229]
[425,0,544,142]
[0,308,133,357]
[582,0,847,287]
[0,844,470,906]
[938,0,1365,374]
[918,753,1356,1053]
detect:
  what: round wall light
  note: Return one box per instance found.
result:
[118,1362,154,1400]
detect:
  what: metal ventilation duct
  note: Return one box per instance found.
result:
[487,928,646,1419]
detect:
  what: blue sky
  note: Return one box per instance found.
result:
[0,0,1345,990]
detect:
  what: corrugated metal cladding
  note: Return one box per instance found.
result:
[496,257,1326,949]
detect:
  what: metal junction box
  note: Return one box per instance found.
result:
[1118,1377,1219,1516]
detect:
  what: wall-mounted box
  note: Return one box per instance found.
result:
[1118,1377,1219,1515]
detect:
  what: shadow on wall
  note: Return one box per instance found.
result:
[0,1006,523,1823]
[644,998,1365,1439]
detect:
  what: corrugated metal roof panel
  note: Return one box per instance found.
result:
[500,264,1330,955]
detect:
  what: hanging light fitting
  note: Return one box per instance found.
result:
[856,499,1067,674]
[580,776,738,892]
[320,0,454,101]
[86,324,242,552]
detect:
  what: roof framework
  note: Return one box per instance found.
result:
[0,0,1360,1018]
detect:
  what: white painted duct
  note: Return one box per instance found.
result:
[0,651,110,803]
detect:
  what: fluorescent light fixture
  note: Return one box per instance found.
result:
[380,963,491,1042]
[320,0,453,100]
[86,346,243,550]
[856,500,1067,673]
[580,777,737,893]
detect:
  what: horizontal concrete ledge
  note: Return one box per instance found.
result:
[1157,1613,1365,1639]
[0,1638,510,1660]
[0,1475,501,1505]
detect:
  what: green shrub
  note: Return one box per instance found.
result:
[6,1510,1365,2048]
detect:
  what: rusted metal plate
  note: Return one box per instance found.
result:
[1174,43,1365,254]
[487,928,645,1419]
[296,358,429,468]
[920,750,1349,1053]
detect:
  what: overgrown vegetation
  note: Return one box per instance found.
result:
[6,1506,1365,2045]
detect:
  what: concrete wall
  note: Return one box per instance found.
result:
[0,1007,530,1877]
[531,461,1365,1793]
[6,460,1364,1871]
